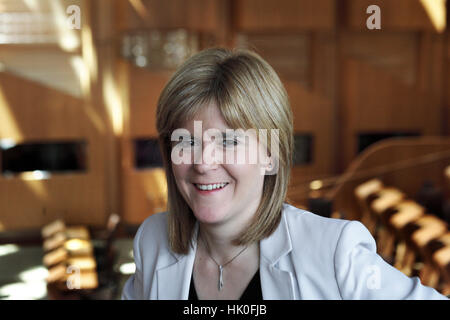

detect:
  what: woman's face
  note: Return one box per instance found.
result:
[171,102,270,229]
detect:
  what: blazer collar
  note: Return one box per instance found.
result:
[167,210,293,264]
[156,223,198,299]
[259,209,296,299]
[260,209,293,265]
[156,209,296,299]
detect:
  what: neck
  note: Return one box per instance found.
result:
[198,222,255,266]
[196,194,262,265]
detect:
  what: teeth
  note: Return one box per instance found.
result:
[195,183,227,191]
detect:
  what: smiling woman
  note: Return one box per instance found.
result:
[121,47,448,301]
[170,101,270,229]
[153,48,292,300]
[156,48,292,259]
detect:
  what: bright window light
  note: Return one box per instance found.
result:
[18,266,48,283]
[0,281,47,300]
[119,262,136,275]
[0,244,19,257]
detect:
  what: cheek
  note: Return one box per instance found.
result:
[171,164,190,188]
[171,164,194,206]
[225,164,265,189]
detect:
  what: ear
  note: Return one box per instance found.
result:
[259,158,274,175]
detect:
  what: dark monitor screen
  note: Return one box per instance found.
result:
[134,138,163,169]
[293,134,313,166]
[0,140,87,175]
[357,132,420,154]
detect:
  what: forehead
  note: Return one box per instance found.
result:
[179,102,230,130]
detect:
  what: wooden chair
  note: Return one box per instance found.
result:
[43,226,90,252]
[369,187,405,260]
[420,232,450,291]
[93,213,121,273]
[354,179,384,235]
[43,232,66,252]
[65,226,90,240]
[388,200,425,270]
[41,219,65,239]
[432,242,450,295]
[47,257,98,290]
[445,165,450,211]
[400,215,448,277]
[41,219,99,294]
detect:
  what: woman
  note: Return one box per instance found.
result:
[122,48,447,300]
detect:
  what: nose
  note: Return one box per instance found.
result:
[193,140,220,174]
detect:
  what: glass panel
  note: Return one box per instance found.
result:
[134,138,163,169]
[292,134,313,165]
[0,140,87,175]
[121,29,198,70]
[236,33,310,86]
[358,132,420,154]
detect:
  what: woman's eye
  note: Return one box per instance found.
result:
[223,139,238,147]
[179,138,197,147]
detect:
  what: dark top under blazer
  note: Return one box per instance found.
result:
[188,269,263,300]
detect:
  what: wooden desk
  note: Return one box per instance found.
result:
[354,179,384,234]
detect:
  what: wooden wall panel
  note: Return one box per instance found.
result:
[284,80,334,173]
[0,74,94,142]
[233,0,336,31]
[122,168,167,225]
[120,63,171,224]
[312,32,337,99]
[344,0,439,31]
[340,57,442,169]
[236,33,311,85]
[128,66,172,137]
[115,0,224,33]
[339,29,447,170]
[447,31,450,134]
[235,31,338,198]
[0,72,108,231]
[340,32,419,85]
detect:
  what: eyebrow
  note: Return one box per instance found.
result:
[222,132,238,139]
[174,131,243,141]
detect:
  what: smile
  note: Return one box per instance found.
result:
[193,183,229,191]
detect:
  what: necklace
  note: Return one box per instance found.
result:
[200,234,248,291]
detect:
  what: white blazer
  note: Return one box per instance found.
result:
[122,203,448,300]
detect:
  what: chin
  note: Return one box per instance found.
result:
[192,207,227,225]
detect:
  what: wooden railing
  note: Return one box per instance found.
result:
[287,137,450,295]
[355,179,450,295]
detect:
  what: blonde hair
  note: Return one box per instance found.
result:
[156,48,293,254]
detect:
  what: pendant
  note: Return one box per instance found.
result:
[218,265,224,291]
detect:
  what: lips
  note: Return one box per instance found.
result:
[193,182,229,191]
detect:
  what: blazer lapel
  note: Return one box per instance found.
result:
[156,224,198,299]
[156,252,195,299]
[260,211,297,299]
[155,210,298,300]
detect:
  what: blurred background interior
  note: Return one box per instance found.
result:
[0,0,450,299]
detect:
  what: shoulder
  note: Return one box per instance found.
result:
[282,203,351,241]
[133,211,172,264]
[136,211,169,242]
[279,204,448,299]
[281,203,376,259]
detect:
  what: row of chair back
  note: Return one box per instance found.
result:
[355,177,450,295]
[41,220,99,292]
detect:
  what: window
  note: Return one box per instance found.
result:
[0,140,87,175]
[134,138,163,169]
[357,132,420,154]
[292,134,313,165]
